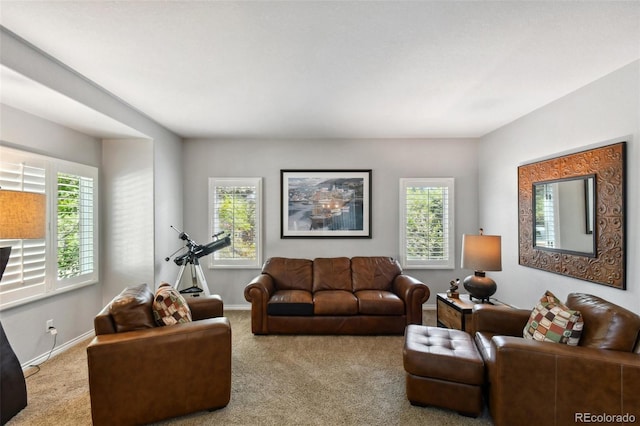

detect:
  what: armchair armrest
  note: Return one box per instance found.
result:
[488,335,640,426]
[393,274,430,325]
[94,304,117,335]
[473,304,530,337]
[87,317,231,426]
[187,294,224,320]
[244,274,276,334]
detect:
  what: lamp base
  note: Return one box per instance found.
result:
[463,271,496,303]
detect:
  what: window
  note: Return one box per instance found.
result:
[0,146,99,309]
[534,183,557,248]
[208,177,262,268]
[55,168,97,287]
[399,178,455,269]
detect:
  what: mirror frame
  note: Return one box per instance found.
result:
[518,142,626,289]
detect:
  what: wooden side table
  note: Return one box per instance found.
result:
[436,293,507,335]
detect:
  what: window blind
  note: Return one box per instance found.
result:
[0,158,46,293]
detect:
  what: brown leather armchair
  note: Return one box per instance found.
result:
[87,285,231,426]
[473,293,640,426]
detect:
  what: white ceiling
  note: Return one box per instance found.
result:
[0,66,147,139]
[1,1,639,139]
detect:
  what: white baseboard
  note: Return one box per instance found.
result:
[224,304,251,311]
[22,329,95,370]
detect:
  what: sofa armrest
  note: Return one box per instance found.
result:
[393,274,430,325]
[487,335,640,426]
[87,317,232,425]
[473,304,530,337]
[187,294,224,320]
[244,274,276,334]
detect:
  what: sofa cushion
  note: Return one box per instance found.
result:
[268,290,314,316]
[566,293,640,352]
[152,283,192,326]
[355,290,404,315]
[262,257,313,292]
[312,257,352,292]
[523,290,583,346]
[313,290,358,315]
[108,283,156,333]
[351,256,401,292]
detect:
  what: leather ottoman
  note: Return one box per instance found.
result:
[403,325,485,417]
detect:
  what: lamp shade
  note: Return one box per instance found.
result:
[0,190,46,239]
[461,234,502,272]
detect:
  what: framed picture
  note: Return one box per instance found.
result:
[281,169,372,238]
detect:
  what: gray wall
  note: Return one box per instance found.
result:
[181,138,480,308]
[0,29,183,365]
[0,27,184,301]
[478,60,639,312]
[102,139,155,305]
[0,105,104,364]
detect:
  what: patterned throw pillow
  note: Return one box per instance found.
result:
[523,290,583,346]
[152,283,192,326]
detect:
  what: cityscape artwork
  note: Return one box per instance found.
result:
[281,169,371,238]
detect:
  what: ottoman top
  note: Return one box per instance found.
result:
[403,325,484,385]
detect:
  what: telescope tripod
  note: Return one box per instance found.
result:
[174,257,210,297]
[166,226,231,298]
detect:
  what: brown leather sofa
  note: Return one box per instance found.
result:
[87,284,231,426]
[244,256,430,334]
[473,293,640,426]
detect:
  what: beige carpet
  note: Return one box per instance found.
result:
[9,311,493,425]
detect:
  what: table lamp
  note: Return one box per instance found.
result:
[461,228,502,302]
[0,189,47,280]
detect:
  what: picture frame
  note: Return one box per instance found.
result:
[281,169,372,238]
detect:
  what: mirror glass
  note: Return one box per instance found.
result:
[533,176,595,255]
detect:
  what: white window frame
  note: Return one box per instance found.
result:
[399,177,455,269]
[208,177,263,269]
[0,146,99,310]
[53,161,99,289]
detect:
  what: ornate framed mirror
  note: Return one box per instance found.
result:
[518,142,626,289]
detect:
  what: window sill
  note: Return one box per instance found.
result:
[0,279,98,311]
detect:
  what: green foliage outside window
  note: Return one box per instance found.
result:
[215,187,256,260]
[406,187,446,260]
[57,174,81,278]
[534,185,545,227]
[57,173,94,280]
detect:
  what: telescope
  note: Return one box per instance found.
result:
[165,226,231,296]
[172,230,231,266]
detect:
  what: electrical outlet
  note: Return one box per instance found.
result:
[46,319,54,333]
